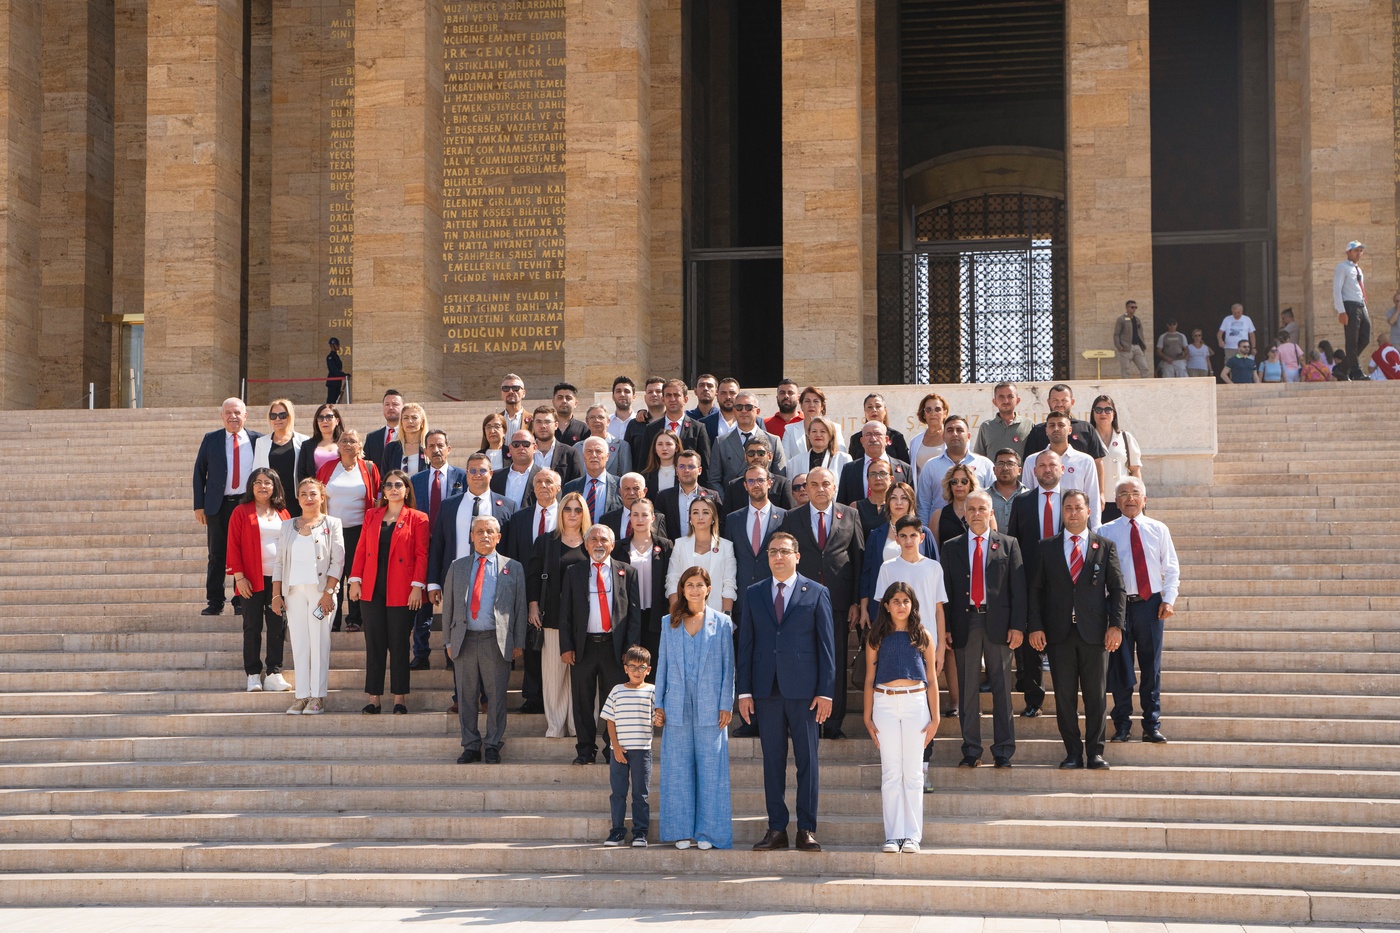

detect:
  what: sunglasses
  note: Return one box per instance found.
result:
[382,482,406,490]
[950,478,971,486]
[500,385,523,392]
[316,414,338,421]
[466,468,491,477]
[509,440,533,448]
[1092,406,1114,415]
[734,404,756,412]
[791,482,807,490]
[561,506,584,514]
[269,412,289,420]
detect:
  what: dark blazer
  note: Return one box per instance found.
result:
[556,417,588,447]
[858,521,939,604]
[490,464,541,510]
[193,429,263,515]
[723,504,787,621]
[1028,532,1127,645]
[723,473,793,517]
[601,504,668,542]
[1005,487,1060,581]
[427,491,519,588]
[640,413,714,480]
[563,471,622,522]
[364,425,401,471]
[940,531,1027,650]
[937,503,970,549]
[537,442,582,487]
[655,484,722,543]
[501,504,548,567]
[737,573,836,701]
[381,439,426,477]
[1023,419,1107,460]
[558,557,643,662]
[711,426,788,491]
[686,405,722,444]
[410,465,467,517]
[526,532,583,629]
[779,504,864,613]
[848,430,911,465]
[624,416,653,469]
[855,497,884,536]
[837,455,912,506]
[618,533,674,633]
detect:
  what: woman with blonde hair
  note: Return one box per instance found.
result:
[252,398,308,517]
[937,463,981,549]
[271,478,345,715]
[528,490,592,737]
[797,415,851,479]
[383,402,429,476]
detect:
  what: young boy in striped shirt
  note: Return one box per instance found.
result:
[601,645,656,847]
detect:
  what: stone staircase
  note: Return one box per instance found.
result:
[1,385,1398,921]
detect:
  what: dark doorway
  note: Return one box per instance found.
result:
[682,0,783,387]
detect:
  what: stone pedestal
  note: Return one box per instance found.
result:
[351,0,443,403]
[0,0,42,409]
[563,0,652,390]
[142,0,244,406]
[1065,0,1153,378]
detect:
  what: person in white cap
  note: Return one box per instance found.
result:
[1333,240,1371,380]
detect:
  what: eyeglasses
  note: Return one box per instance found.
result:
[734,404,756,412]
[252,479,276,487]
[509,440,533,448]
[791,482,807,490]
[767,547,797,556]
[1092,406,1114,415]
[500,385,523,393]
[744,449,767,457]
[466,468,491,477]
[624,663,650,672]
[676,463,698,471]
[995,461,1019,468]
[382,481,406,490]
[561,505,584,514]
[868,472,891,480]
[743,478,769,486]
[316,414,338,421]
[950,478,971,486]
[269,412,289,420]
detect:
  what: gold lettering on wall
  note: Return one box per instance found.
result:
[441,0,566,391]
[325,2,355,349]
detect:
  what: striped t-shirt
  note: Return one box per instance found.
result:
[601,683,656,750]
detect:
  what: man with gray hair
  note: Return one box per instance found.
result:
[712,390,788,491]
[443,516,527,765]
[573,403,632,476]
[564,436,622,525]
[193,398,261,616]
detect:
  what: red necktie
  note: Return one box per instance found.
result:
[971,535,985,607]
[537,506,546,540]
[1069,535,1083,583]
[669,421,679,433]
[429,469,442,527]
[387,426,395,443]
[469,556,486,618]
[595,563,612,632]
[817,510,827,550]
[231,434,240,490]
[774,581,786,622]
[751,510,763,557]
[1129,519,1152,600]
[1043,491,1054,538]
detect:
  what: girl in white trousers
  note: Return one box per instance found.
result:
[271,479,345,715]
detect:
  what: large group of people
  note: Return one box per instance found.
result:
[193,375,1181,851]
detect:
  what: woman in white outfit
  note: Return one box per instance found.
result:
[271,478,345,715]
[664,498,737,614]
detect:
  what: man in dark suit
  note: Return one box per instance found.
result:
[1021,383,1108,497]
[779,466,863,739]
[722,437,793,517]
[558,525,642,764]
[942,492,1026,768]
[600,472,665,541]
[528,406,582,486]
[837,422,912,506]
[428,453,518,598]
[563,437,622,525]
[623,375,666,467]
[362,389,404,469]
[655,450,721,541]
[409,429,467,669]
[736,532,835,851]
[552,383,588,446]
[500,468,562,714]
[490,430,541,510]
[723,464,788,630]
[193,398,262,616]
[639,378,714,484]
[711,391,788,491]
[1028,490,1126,771]
[1004,449,1065,717]
[685,373,723,443]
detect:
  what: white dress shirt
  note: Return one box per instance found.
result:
[426,467,451,504]
[1063,531,1087,571]
[503,466,532,506]
[716,415,738,439]
[1032,486,1062,536]
[587,561,614,633]
[677,485,701,537]
[1097,514,1180,604]
[532,443,555,471]
[455,494,492,560]
[860,452,891,498]
[1333,260,1366,311]
[224,430,253,495]
[503,411,525,437]
[608,412,633,440]
[809,502,835,545]
[1022,447,1101,530]
[748,503,773,555]
[531,502,558,543]
[966,531,988,576]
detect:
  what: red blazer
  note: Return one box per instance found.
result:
[316,457,382,511]
[224,502,291,592]
[350,506,430,606]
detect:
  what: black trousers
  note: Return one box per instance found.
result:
[204,496,240,609]
[361,599,415,696]
[825,601,853,737]
[571,635,623,757]
[1014,638,1045,708]
[333,524,363,631]
[520,645,544,702]
[1047,626,1109,760]
[326,380,342,405]
[242,577,286,675]
[1343,300,1372,377]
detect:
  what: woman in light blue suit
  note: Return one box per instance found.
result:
[654,565,734,850]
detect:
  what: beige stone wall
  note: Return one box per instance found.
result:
[142,0,245,406]
[781,0,865,387]
[648,0,682,379]
[860,0,878,383]
[245,0,273,387]
[1301,0,1397,344]
[1276,0,1307,332]
[563,0,653,389]
[0,0,43,409]
[351,0,444,402]
[111,0,145,330]
[1065,0,1154,379]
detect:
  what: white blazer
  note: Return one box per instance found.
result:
[664,535,739,610]
[787,448,851,481]
[252,432,309,470]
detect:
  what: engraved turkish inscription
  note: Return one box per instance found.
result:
[325,2,354,345]
[441,0,565,389]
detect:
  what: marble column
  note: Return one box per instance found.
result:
[0,0,42,409]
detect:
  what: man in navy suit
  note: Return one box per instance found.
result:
[427,453,519,601]
[408,429,466,669]
[562,437,622,525]
[724,463,786,737]
[193,398,262,615]
[639,378,714,483]
[737,532,835,851]
[362,389,404,470]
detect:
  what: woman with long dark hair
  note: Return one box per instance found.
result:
[618,497,672,681]
[1089,394,1141,523]
[296,403,344,486]
[226,467,292,693]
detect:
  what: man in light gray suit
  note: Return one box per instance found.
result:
[443,515,527,765]
[573,404,632,477]
[712,391,788,491]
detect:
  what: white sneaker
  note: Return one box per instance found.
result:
[674,839,692,850]
[900,839,920,854]
[632,836,648,848]
[696,840,712,851]
[263,672,292,692]
[286,698,309,715]
[246,675,263,692]
[883,839,900,853]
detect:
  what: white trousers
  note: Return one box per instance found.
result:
[542,628,575,738]
[871,690,931,842]
[285,584,333,699]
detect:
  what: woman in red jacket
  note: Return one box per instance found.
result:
[348,468,429,714]
[226,468,293,693]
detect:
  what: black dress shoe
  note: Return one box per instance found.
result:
[200,605,223,616]
[993,756,1012,768]
[1142,729,1167,743]
[456,749,480,764]
[361,704,381,715]
[408,658,430,671]
[572,753,596,766]
[957,756,981,768]
[447,703,459,714]
[979,680,991,693]
[1020,705,1041,718]
[732,722,758,737]
[393,703,408,715]
[752,829,789,850]
[795,829,821,852]
[1109,726,1131,743]
[515,701,544,714]
[484,747,501,764]
[1058,754,1084,770]
[822,729,846,740]
[1088,756,1110,770]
